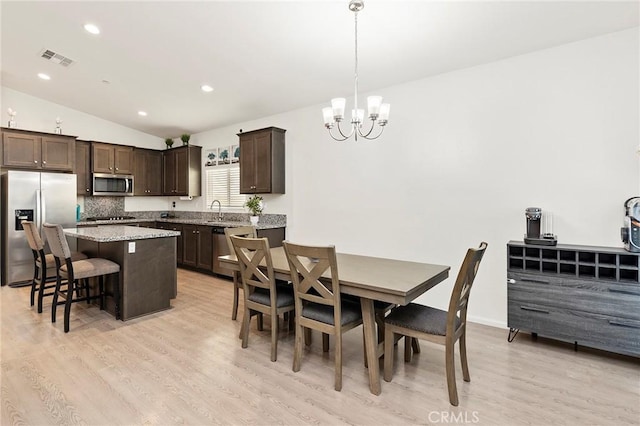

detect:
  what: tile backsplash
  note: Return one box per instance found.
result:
[80,196,285,226]
[82,197,125,219]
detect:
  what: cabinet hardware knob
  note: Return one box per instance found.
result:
[115,168,119,171]
[507,279,516,284]
[42,161,47,164]
[86,189,90,192]
[34,160,38,163]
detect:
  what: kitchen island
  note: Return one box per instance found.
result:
[64,225,180,321]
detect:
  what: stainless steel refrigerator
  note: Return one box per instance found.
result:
[1,170,77,286]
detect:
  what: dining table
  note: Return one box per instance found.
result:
[219,246,450,395]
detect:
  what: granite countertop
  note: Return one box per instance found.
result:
[64,225,181,242]
[76,218,284,230]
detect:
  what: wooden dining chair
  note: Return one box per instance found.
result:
[21,221,87,313]
[224,226,257,321]
[283,241,363,391]
[383,242,488,406]
[230,235,295,362]
[43,223,121,333]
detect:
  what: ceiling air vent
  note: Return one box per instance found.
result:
[39,49,75,67]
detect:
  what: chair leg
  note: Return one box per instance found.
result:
[323,333,330,352]
[412,337,421,354]
[37,269,47,314]
[30,265,38,307]
[460,330,470,382]
[404,336,413,362]
[64,279,75,333]
[304,327,312,346]
[293,323,304,372]
[287,311,294,331]
[257,313,264,331]
[334,332,342,391]
[231,273,240,320]
[383,326,394,382]
[363,331,368,368]
[445,338,459,406]
[240,308,251,349]
[270,311,279,362]
[113,274,121,320]
[98,277,105,310]
[78,278,86,303]
[51,277,62,323]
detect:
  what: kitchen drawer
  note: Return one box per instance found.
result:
[508,301,640,356]
[509,271,640,291]
[508,280,640,321]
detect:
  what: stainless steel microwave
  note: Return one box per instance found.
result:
[92,173,134,196]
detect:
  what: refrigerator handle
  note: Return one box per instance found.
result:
[40,190,47,229]
[36,189,42,229]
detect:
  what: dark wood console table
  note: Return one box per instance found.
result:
[507,241,640,357]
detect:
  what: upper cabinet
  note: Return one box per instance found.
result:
[75,140,92,195]
[134,148,163,196]
[92,142,134,174]
[162,145,201,196]
[238,127,285,194]
[1,129,75,171]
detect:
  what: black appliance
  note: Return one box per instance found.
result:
[621,197,640,253]
[524,207,557,246]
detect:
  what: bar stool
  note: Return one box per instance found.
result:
[43,223,121,333]
[21,221,88,314]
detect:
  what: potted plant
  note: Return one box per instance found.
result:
[165,137,174,149]
[245,195,263,225]
[181,134,191,145]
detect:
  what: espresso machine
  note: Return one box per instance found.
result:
[621,197,640,253]
[524,207,557,245]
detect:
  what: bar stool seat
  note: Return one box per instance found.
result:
[43,223,121,333]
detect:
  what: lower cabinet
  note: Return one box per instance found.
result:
[182,224,213,271]
[156,222,184,265]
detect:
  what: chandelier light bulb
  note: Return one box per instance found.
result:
[378,103,390,122]
[322,107,335,127]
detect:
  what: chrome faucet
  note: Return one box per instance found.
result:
[210,199,223,221]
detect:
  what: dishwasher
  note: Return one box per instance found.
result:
[212,227,234,278]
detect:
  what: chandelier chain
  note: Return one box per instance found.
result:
[354,9,359,121]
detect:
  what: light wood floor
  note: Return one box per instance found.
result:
[1,269,638,425]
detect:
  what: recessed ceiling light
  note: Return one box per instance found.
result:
[84,23,100,35]
[201,85,214,93]
[37,73,51,80]
[138,111,147,117]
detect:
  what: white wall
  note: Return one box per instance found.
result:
[195,28,639,327]
[0,87,163,149]
[3,28,637,328]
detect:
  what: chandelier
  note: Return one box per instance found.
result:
[322,0,390,141]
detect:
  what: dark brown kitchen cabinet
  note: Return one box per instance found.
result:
[75,140,92,195]
[136,221,156,228]
[1,129,75,171]
[238,127,285,194]
[162,145,201,196]
[182,224,213,271]
[92,142,134,174]
[156,222,184,265]
[134,148,162,195]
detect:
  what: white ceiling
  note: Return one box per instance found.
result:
[1,1,638,138]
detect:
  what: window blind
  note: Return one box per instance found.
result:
[205,164,245,208]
